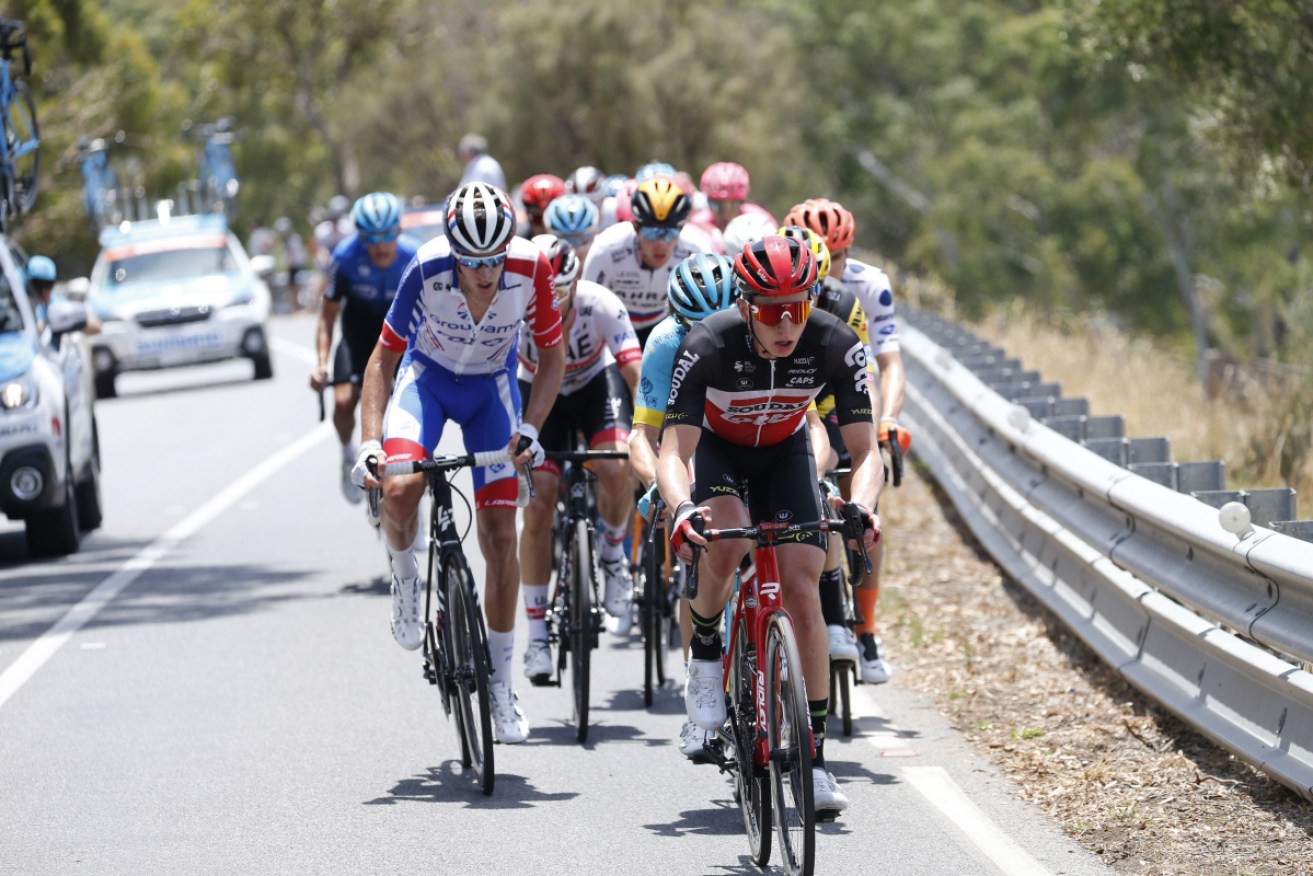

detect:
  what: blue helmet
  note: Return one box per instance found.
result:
[351,192,402,235]
[603,174,629,197]
[667,253,736,322]
[28,255,56,282]
[635,161,676,182]
[544,195,599,244]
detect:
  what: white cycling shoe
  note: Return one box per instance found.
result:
[813,768,850,814]
[678,720,711,760]
[523,639,553,685]
[827,624,860,662]
[601,556,633,619]
[389,574,422,651]
[490,682,529,744]
[341,458,363,505]
[858,634,892,684]
[684,658,727,731]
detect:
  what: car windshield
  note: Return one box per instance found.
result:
[0,269,23,333]
[105,245,237,287]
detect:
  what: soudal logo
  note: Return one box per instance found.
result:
[668,350,701,395]
[727,399,803,414]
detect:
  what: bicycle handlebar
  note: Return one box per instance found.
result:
[543,449,629,463]
[882,428,904,488]
[314,376,360,421]
[382,449,513,477]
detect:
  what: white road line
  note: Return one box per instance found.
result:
[903,766,1055,876]
[270,336,318,367]
[0,422,333,712]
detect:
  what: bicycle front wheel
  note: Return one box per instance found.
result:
[446,555,495,795]
[729,614,771,866]
[569,519,593,743]
[5,78,39,216]
[766,613,815,876]
[640,519,664,706]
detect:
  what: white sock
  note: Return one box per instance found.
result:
[387,540,418,580]
[486,628,515,685]
[342,441,358,463]
[599,520,628,561]
[522,584,549,641]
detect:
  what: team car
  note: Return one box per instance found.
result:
[400,202,446,243]
[85,214,274,398]
[0,236,101,557]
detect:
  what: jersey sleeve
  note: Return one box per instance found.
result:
[525,251,564,349]
[379,253,424,351]
[633,329,679,428]
[823,320,874,427]
[325,255,349,303]
[661,323,716,431]
[597,293,642,368]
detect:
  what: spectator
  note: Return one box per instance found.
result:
[458,133,507,191]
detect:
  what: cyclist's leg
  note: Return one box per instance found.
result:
[581,366,636,622]
[517,377,565,680]
[818,414,859,660]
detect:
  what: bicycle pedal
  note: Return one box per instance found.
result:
[528,673,553,688]
[815,810,842,824]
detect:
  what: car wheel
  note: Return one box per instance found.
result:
[75,417,104,531]
[26,471,81,557]
[252,353,274,381]
[94,370,117,399]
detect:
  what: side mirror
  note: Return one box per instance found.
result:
[46,299,89,336]
[249,254,276,278]
[63,277,91,303]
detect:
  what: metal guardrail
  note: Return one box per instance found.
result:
[897,310,1313,801]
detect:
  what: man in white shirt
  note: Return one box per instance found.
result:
[458,133,507,192]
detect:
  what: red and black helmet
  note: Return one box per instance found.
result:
[520,174,567,210]
[733,235,818,298]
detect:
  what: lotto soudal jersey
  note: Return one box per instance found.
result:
[839,257,899,357]
[580,222,709,331]
[518,279,641,395]
[663,308,872,447]
[325,232,422,329]
[379,235,563,375]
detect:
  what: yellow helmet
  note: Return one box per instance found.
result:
[777,225,831,280]
[632,176,691,227]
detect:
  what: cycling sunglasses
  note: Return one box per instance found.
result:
[454,251,508,270]
[638,225,681,242]
[747,296,813,327]
[362,229,400,246]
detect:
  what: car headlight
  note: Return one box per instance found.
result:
[1,375,38,410]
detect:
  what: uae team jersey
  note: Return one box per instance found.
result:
[379,235,563,374]
[518,279,641,395]
[663,308,872,447]
[580,221,709,331]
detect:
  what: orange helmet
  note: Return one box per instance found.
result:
[782,198,855,252]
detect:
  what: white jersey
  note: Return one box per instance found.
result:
[518,280,641,395]
[580,222,709,332]
[840,257,900,357]
[380,235,563,375]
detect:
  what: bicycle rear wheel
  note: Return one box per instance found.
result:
[446,555,495,795]
[569,519,593,743]
[640,519,666,706]
[729,615,771,867]
[5,78,38,216]
[766,613,815,876]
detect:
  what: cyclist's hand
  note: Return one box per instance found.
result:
[352,440,383,490]
[849,502,881,550]
[309,365,329,391]
[637,482,659,519]
[511,423,545,468]
[879,417,912,451]
[670,501,709,564]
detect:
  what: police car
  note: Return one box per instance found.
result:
[0,237,101,557]
[85,214,274,398]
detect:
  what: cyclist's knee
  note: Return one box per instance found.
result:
[382,474,424,508]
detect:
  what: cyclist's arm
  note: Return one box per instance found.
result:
[840,420,882,517]
[519,251,566,436]
[655,422,701,513]
[806,406,832,481]
[521,340,564,434]
[359,341,404,488]
[628,421,659,490]
[874,350,905,421]
[312,297,340,388]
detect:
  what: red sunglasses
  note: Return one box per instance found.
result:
[747,296,812,326]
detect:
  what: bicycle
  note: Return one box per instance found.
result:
[636,497,683,707]
[541,447,628,743]
[692,504,872,876]
[0,19,39,230]
[373,448,522,796]
[820,471,873,738]
[191,118,238,216]
[78,135,121,231]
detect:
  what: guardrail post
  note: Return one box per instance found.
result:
[1178,461,1226,493]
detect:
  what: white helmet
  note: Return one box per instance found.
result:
[565,166,607,205]
[721,212,778,256]
[445,182,516,254]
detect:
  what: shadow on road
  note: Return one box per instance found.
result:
[365,762,579,809]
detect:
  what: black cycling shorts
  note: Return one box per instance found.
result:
[520,365,633,477]
[331,321,379,386]
[691,427,826,552]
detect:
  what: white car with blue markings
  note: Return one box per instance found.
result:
[0,237,101,557]
[86,214,274,398]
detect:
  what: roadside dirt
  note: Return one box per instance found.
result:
[875,463,1313,875]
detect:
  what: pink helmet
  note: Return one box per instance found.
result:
[700,162,750,201]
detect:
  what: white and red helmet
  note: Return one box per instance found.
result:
[699,161,750,201]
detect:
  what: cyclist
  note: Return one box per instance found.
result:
[310,193,419,506]
[628,252,737,757]
[353,182,565,745]
[543,194,600,262]
[312,195,353,272]
[517,173,566,239]
[656,235,882,814]
[581,176,710,351]
[564,165,607,207]
[783,197,908,683]
[689,162,777,253]
[518,234,642,674]
[720,212,778,258]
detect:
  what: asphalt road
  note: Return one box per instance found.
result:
[0,313,1116,876]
